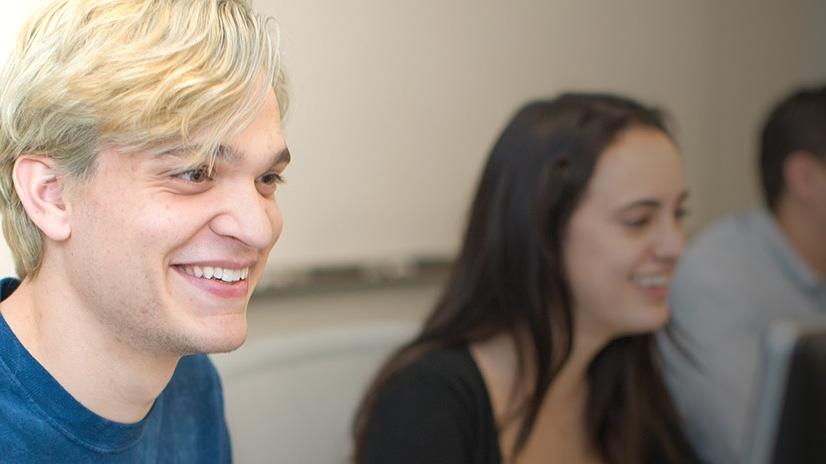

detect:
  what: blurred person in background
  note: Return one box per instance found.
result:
[0,0,289,461]
[659,85,826,463]
[353,93,698,464]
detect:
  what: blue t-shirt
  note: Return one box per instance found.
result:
[0,278,232,463]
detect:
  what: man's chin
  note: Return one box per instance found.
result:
[181,337,246,356]
[182,318,248,355]
[204,336,247,354]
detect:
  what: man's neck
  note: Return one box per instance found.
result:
[775,202,826,279]
[0,273,180,423]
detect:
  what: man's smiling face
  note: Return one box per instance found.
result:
[63,89,288,356]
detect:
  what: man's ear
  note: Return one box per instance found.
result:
[13,154,72,241]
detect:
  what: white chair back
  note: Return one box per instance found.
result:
[211,321,418,464]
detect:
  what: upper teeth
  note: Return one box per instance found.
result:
[634,275,669,288]
[182,266,249,283]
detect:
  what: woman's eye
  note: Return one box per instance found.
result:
[624,216,651,228]
[676,207,690,222]
[175,166,212,183]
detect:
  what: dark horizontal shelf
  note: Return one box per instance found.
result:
[253,256,453,298]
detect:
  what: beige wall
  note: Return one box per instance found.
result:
[0,1,823,283]
[1,6,821,461]
[254,0,824,282]
[262,0,720,277]
[0,2,49,277]
[699,0,826,221]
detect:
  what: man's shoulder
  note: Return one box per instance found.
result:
[158,354,226,426]
[0,277,20,302]
[165,354,223,400]
[671,208,803,323]
[153,354,230,461]
[679,209,771,277]
[174,354,220,379]
[687,210,761,255]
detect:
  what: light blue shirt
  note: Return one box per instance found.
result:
[658,208,826,464]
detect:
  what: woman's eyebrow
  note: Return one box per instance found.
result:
[618,191,689,212]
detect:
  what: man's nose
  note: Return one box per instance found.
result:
[208,183,282,251]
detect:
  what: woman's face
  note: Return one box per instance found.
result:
[563,126,687,344]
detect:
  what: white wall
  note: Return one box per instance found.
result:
[242,0,826,338]
[0,1,823,281]
[1,3,822,462]
[261,0,721,276]
[255,0,825,278]
[0,1,52,277]
[699,0,826,220]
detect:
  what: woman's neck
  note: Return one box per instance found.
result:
[470,329,607,464]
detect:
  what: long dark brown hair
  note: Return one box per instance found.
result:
[353,93,695,463]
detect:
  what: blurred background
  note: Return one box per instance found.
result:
[2,1,824,462]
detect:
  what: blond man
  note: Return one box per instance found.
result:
[0,0,290,461]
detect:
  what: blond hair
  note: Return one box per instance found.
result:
[0,0,288,278]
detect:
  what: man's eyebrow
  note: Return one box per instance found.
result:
[159,145,290,168]
[271,147,291,167]
[215,145,290,167]
[214,145,241,162]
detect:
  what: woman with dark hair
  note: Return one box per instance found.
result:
[353,93,697,464]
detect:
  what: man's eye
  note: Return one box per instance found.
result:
[175,166,212,183]
[255,171,285,196]
[258,172,285,186]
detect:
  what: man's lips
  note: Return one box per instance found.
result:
[172,264,251,300]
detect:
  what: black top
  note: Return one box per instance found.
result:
[361,347,502,464]
[361,346,699,464]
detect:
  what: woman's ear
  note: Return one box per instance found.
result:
[13,154,71,241]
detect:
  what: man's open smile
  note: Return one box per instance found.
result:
[179,265,250,283]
